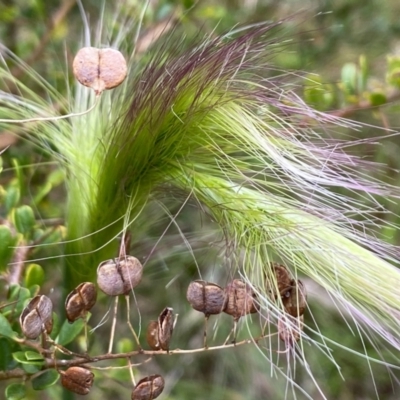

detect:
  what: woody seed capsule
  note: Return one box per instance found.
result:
[186,280,226,316]
[65,282,97,323]
[97,256,143,296]
[60,366,94,395]
[282,279,307,317]
[268,263,292,300]
[73,47,127,94]
[157,307,174,351]
[20,295,53,339]
[224,279,259,320]
[131,375,165,400]
[146,320,160,350]
[278,314,304,346]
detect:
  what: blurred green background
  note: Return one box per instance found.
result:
[1,1,400,399]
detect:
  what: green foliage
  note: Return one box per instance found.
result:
[0,338,17,371]
[31,370,59,391]
[0,314,17,339]
[23,264,44,288]
[5,383,26,400]
[387,56,400,87]
[0,226,16,272]
[12,206,35,237]
[56,317,86,347]
[4,184,20,214]
[12,351,44,366]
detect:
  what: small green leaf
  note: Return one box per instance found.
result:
[40,226,66,245]
[341,62,358,95]
[117,338,134,353]
[0,313,17,339]
[31,369,59,390]
[369,92,387,107]
[24,264,45,288]
[22,363,40,374]
[12,351,27,363]
[358,55,368,92]
[12,351,43,366]
[11,158,24,196]
[7,284,21,301]
[33,182,52,205]
[29,284,40,297]
[49,312,61,340]
[5,383,26,400]
[4,184,20,214]
[3,286,32,317]
[56,317,86,346]
[18,287,32,303]
[34,169,65,204]
[0,338,17,370]
[12,206,36,236]
[0,225,16,272]
[24,351,44,361]
[387,55,400,88]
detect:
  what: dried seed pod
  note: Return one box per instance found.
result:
[282,280,307,317]
[186,280,226,316]
[131,375,165,400]
[20,295,53,339]
[158,307,174,351]
[73,47,127,94]
[65,282,97,323]
[97,256,143,296]
[278,315,304,346]
[60,366,94,395]
[268,263,292,300]
[146,320,160,350]
[224,279,259,321]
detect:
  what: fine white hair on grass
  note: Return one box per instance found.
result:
[1,7,400,399]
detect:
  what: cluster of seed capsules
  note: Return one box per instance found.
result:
[18,256,306,398]
[19,255,164,399]
[185,263,307,346]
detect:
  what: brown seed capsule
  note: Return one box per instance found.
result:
[20,295,53,339]
[65,282,97,323]
[158,307,174,351]
[131,375,165,400]
[186,280,226,316]
[282,280,307,317]
[146,320,160,350]
[268,263,292,300]
[224,279,259,321]
[278,314,304,346]
[60,366,94,395]
[97,256,143,296]
[73,47,127,94]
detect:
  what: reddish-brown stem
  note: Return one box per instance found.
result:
[329,90,400,118]
[1,333,277,381]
